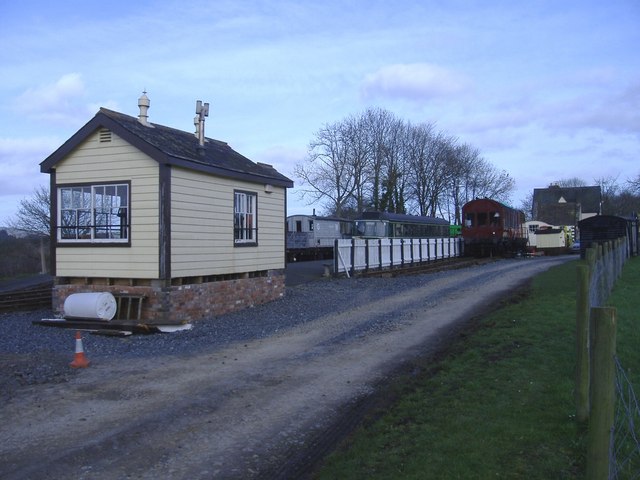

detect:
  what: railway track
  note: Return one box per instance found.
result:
[0,282,53,313]
[357,256,496,278]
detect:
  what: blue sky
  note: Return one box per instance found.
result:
[1,0,638,223]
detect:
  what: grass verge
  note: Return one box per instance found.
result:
[314,257,640,479]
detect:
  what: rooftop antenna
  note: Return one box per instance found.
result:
[194,100,209,149]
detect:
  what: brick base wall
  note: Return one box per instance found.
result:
[52,270,286,324]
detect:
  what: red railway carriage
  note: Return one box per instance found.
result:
[462,198,528,256]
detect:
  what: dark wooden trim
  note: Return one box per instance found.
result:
[49,171,57,276]
[40,113,168,172]
[159,164,171,281]
[55,180,131,187]
[283,191,288,263]
[56,242,131,248]
[234,242,258,248]
[169,156,293,188]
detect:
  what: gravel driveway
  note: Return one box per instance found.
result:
[0,256,572,479]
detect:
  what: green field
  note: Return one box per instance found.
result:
[314,256,640,479]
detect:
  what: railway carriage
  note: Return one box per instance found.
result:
[286,214,353,261]
[355,211,450,238]
[462,199,527,256]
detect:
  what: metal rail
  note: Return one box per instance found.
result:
[0,283,53,312]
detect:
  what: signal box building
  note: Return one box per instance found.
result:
[40,94,293,324]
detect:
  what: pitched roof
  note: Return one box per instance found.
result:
[40,108,293,188]
[536,203,578,226]
[533,185,601,213]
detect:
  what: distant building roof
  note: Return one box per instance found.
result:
[40,108,293,188]
[288,214,352,223]
[532,185,601,225]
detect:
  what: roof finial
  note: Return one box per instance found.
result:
[138,91,150,126]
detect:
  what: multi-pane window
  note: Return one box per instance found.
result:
[58,184,129,242]
[234,191,257,245]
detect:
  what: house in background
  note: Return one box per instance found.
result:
[532,185,602,240]
[40,93,293,324]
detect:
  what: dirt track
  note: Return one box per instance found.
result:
[0,257,571,479]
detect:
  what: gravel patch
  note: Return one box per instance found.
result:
[0,271,455,394]
[0,258,549,396]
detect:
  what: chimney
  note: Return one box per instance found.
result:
[138,91,150,125]
[194,100,209,148]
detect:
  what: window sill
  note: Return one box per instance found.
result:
[234,242,258,248]
[57,241,131,247]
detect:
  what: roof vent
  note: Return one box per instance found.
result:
[194,100,209,149]
[99,128,112,143]
[138,91,150,125]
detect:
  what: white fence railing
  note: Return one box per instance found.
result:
[334,237,463,276]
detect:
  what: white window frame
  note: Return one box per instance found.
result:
[57,183,130,244]
[234,190,257,245]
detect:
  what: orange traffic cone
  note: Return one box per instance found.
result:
[70,331,90,368]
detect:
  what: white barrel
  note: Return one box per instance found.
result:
[63,292,117,321]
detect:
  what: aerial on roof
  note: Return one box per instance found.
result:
[40,106,293,188]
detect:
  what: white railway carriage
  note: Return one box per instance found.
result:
[286,214,353,261]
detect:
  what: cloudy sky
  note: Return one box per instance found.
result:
[1,0,638,223]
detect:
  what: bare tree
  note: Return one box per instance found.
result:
[444,142,477,223]
[294,121,357,216]
[342,114,371,214]
[379,117,408,213]
[552,177,588,188]
[6,185,51,274]
[472,162,515,202]
[594,175,620,214]
[362,108,398,212]
[294,108,515,220]
[406,122,437,216]
[453,147,514,207]
[518,191,534,221]
[7,185,51,236]
[629,173,640,194]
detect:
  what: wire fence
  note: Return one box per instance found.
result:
[611,356,640,479]
[587,238,629,309]
[577,237,637,478]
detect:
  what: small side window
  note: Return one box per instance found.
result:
[234,190,258,246]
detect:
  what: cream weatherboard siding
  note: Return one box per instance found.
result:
[171,167,286,277]
[54,130,160,279]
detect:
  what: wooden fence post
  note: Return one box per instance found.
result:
[576,264,591,423]
[587,307,617,480]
